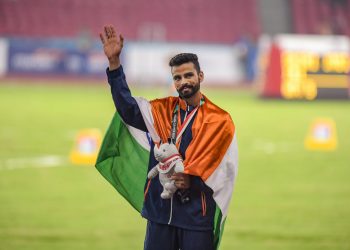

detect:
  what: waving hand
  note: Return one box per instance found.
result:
[99,25,124,70]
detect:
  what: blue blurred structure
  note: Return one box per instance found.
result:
[7,38,106,78]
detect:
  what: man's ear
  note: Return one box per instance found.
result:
[199,71,204,83]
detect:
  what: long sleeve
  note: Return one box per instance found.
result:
[107,66,148,131]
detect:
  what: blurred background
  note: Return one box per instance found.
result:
[0,0,349,249]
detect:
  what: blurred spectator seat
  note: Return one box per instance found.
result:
[0,0,260,43]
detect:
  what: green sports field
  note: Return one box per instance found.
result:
[0,81,349,250]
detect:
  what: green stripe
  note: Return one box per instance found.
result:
[213,205,226,250]
[95,112,150,212]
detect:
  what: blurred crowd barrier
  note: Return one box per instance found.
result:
[0,38,106,78]
[1,33,349,95]
[0,37,246,86]
[0,39,8,76]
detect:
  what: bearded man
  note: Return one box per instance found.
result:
[97,25,239,250]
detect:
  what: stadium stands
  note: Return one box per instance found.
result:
[0,0,260,43]
[1,0,349,41]
[291,0,350,36]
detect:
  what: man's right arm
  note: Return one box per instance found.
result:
[100,25,148,131]
[107,66,148,132]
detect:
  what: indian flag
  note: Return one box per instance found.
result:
[96,96,238,249]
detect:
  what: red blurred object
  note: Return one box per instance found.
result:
[262,43,282,98]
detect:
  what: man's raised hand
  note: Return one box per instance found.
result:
[99,25,124,70]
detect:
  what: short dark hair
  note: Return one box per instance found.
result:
[169,53,201,72]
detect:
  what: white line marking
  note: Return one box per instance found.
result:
[252,139,297,154]
[0,155,67,170]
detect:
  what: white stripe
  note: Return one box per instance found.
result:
[126,124,151,151]
[205,133,238,225]
[134,97,161,143]
[117,114,151,151]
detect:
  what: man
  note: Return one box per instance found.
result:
[97,25,238,250]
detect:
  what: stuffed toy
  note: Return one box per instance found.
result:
[147,142,184,199]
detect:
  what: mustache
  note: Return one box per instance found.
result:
[178,84,193,92]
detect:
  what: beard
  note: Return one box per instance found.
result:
[177,82,200,99]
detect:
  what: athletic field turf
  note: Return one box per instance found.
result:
[0,81,349,250]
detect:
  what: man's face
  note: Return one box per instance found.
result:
[171,62,203,99]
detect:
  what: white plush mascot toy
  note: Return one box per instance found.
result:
[147,142,184,199]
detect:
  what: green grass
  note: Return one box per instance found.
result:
[0,81,350,250]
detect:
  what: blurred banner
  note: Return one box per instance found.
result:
[124,42,244,86]
[7,39,107,77]
[2,38,245,85]
[261,34,350,100]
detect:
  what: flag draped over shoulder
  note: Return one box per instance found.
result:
[96,95,238,249]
